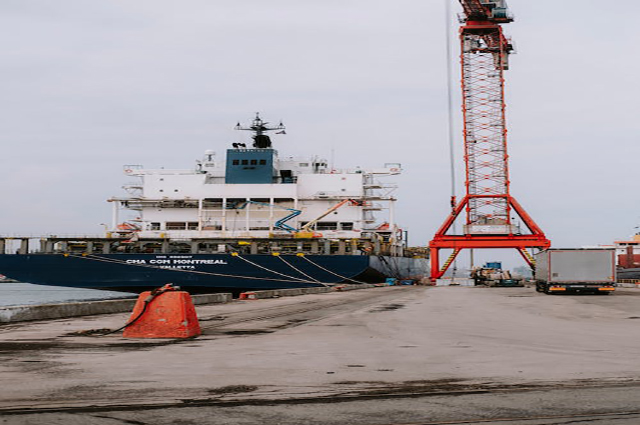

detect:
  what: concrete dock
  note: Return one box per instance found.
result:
[2,285,640,424]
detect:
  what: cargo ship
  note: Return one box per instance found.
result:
[0,115,428,294]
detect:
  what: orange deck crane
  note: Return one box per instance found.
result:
[429,0,550,280]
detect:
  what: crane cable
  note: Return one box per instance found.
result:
[445,0,457,207]
[445,0,460,277]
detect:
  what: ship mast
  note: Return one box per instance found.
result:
[234,113,285,149]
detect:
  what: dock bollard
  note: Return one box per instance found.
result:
[123,284,201,339]
[239,291,258,300]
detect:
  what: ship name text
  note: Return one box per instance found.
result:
[125,259,228,265]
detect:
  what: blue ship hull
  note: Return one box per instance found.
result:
[0,253,428,294]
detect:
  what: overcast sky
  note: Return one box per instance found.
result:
[1,1,638,267]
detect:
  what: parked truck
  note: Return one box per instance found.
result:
[534,249,616,294]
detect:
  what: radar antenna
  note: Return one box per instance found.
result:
[234,113,286,149]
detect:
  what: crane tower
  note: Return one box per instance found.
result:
[429,0,550,280]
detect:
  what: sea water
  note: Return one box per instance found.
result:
[0,281,135,307]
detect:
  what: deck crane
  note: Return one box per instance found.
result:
[429,0,551,280]
[295,199,360,238]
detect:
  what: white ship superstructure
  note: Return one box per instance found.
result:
[109,115,403,250]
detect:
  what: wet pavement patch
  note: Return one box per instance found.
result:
[0,341,62,352]
[65,328,113,336]
[207,385,259,395]
[199,316,226,322]
[369,303,405,312]
[222,330,273,335]
[90,415,148,425]
[105,341,177,349]
[338,378,486,397]
[0,339,186,355]
[335,380,387,385]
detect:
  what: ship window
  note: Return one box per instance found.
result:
[250,159,257,165]
[187,222,199,230]
[299,163,309,167]
[166,222,187,230]
[317,222,338,230]
[150,222,161,230]
[241,159,249,165]
[341,222,354,230]
[159,189,164,193]
[232,160,239,165]
[259,159,267,165]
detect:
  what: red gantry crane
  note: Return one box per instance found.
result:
[429,0,550,280]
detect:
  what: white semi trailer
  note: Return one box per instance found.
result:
[534,249,616,294]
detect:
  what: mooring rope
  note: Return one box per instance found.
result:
[233,254,314,283]
[298,255,369,284]
[276,255,324,285]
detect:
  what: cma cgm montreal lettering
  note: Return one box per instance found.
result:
[0,115,428,294]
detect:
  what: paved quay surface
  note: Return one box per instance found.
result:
[1,285,640,424]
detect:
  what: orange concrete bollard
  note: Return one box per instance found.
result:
[239,291,257,300]
[123,286,201,339]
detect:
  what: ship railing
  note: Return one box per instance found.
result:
[0,235,411,257]
[0,234,109,239]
